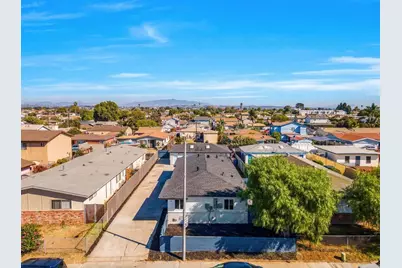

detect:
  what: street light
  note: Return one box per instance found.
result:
[182,139,187,261]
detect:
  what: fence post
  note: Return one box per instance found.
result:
[94,204,97,223]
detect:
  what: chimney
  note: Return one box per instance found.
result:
[196,166,199,171]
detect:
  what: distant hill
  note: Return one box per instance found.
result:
[21,101,93,108]
[124,99,209,107]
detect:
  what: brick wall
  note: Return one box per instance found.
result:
[22,210,85,225]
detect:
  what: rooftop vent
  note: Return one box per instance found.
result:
[216,155,218,158]
[231,174,234,177]
[207,155,210,158]
[206,145,210,149]
[196,166,199,171]
[61,174,67,176]
[88,161,93,164]
[221,172,225,176]
[221,159,224,162]
[190,145,194,149]
[104,173,110,176]
[82,164,86,166]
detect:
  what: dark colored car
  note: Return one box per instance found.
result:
[21,258,67,268]
[213,262,262,268]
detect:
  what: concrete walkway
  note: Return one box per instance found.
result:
[88,159,173,262]
[70,261,369,268]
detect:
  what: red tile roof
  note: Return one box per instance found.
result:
[332,132,380,142]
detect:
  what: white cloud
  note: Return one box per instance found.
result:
[22,53,118,67]
[329,56,380,65]
[130,23,168,44]
[23,78,380,93]
[22,1,45,9]
[293,67,379,76]
[109,73,149,78]
[90,1,141,11]
[22,12,84,21]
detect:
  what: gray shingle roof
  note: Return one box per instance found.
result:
[159,154,245,199]
[169,143,231,154]
[239,143,305,155]
[21,145,147,198]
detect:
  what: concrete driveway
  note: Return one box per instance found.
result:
[88,158,173,262]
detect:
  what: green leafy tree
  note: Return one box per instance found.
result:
[334,116,359,128]
[135,119,158,127]
[271,113,289,122]
[344,169,380,228]
[295,103,305,109]
[240,156,338,243]
[336,102,352,114]
[271,131,281,142]
[80,109,94,121]
[93,101,120,122]
[70,101,80,114]
[283,105,292,114]
[231,136,257,147]
[67,127,82,135]
[174,136,185,144]
[23,116,44,125]
[58,119,80,128]
[248,109,257,123]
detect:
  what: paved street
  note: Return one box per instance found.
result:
[69,261,369,268]
[88,159,173,262]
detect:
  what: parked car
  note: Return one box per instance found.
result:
[213,262,262,268]
[21,258,67,268]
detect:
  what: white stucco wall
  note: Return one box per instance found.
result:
[83,154,146,205]
[324,151,379,167]
[166,196,248,224]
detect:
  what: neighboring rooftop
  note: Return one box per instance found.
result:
[239,143,306,154]
[331,132,380,142]
[72,134,116,141]
[193,116,211,121]
[21,145,148,198]
[159,154,245,199]
[323,127,380,134]
[170,143,231,154]
[137,127,163,133]
[87,125,127,132]
[287,155,353,191]
[315,145,380,155]
[21,130,70,142]
[21,124,51,131]
[270,121,295,126]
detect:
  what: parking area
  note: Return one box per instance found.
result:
[88,158,173,262]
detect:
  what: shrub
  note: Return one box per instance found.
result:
[21,224,43,254]
[32,165,48,174]
[313,159,324,166]
[325,165,341,174]
[140,143,147,148]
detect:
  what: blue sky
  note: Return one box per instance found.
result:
[21,0,379,107]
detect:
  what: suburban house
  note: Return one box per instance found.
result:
[298,109,347,116]
[225,129,276,144]
[169,143,231,165]
[304,114,332,125]
[21,159,36,177]
[21,130,72,166]
[159,154,248,224]
[162,118,180,132]
[315,146,380,168]
[235,143,307,174]
[72,134,116,151]
[21,145,148,225]
[117,132,170,149]
[270,121,307,142]
[21,124,51,131]
[327,132,380,150]
[85,125,132,136]
[213,117,239,130]
[177,126,218,143]
[192,116,211,126]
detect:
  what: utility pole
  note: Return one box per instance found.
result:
[182,140,187,261]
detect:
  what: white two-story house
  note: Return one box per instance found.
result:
[159,154,248,225]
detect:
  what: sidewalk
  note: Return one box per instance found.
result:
[69,260,368,268]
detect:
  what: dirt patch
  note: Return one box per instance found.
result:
[165,224,282,237]
[40,224,93,238]
[327,224,378,235]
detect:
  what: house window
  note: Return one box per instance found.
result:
[366,156,372,164]
[345,156,350,164]
[174,199,183,209]
[51,200,71,210]
[21,142,27,150]
[224,199,234,210]
[40,142,46,147]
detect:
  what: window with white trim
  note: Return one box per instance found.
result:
[51,200,71,210]
[366,156,372,164]
[174,199,183,209]
[224,199,234,210]
[345,156,350,164]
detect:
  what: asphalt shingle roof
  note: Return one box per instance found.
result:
[239,143,305,154]
[21,145,147,198]
[159,154,245,199]
[169,143,231,154]
[21,130,70,142]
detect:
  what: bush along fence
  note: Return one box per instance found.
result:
[81,153,158,254]
[158,215,297,253]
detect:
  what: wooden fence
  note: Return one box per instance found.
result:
[307,154,347,174]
